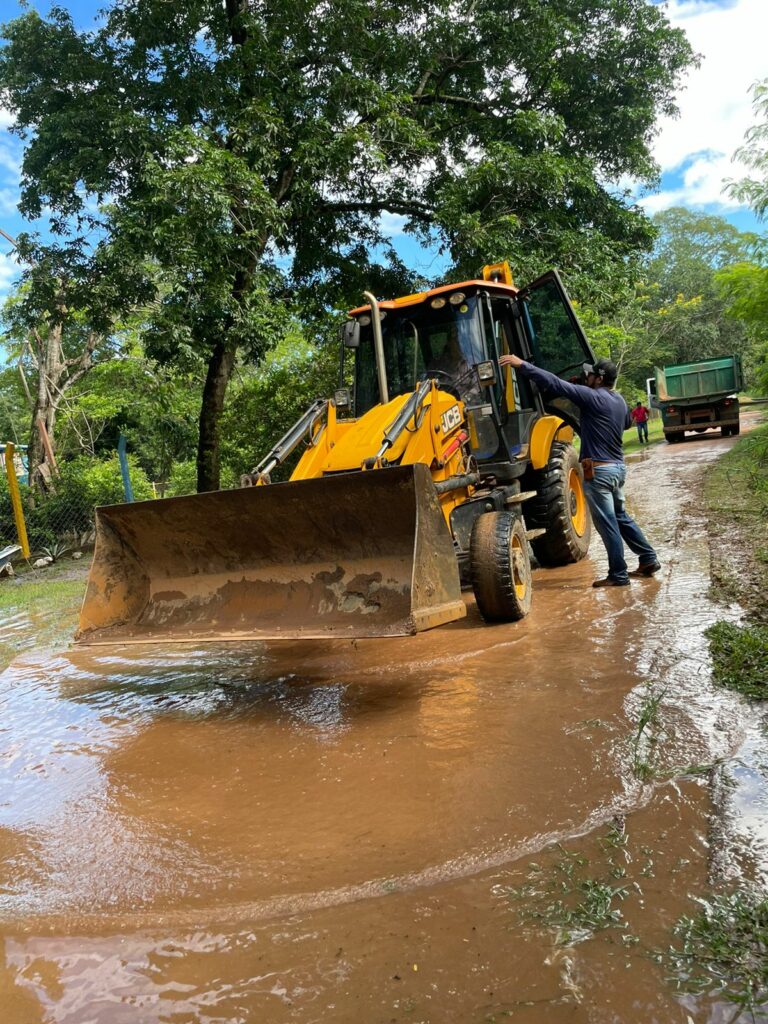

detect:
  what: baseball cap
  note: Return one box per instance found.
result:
[581,357,618,384]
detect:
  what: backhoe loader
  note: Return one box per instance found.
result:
[76,262,595,645]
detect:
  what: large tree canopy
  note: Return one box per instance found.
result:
[0,0,695,490]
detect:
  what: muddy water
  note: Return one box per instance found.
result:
[1,426,766,1022]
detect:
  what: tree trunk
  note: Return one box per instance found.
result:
[28,325,60,491]
[26,319,98,492]
[196,339,238,492]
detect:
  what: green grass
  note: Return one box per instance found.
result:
[501,826,632,947]
[704,421,768,618]
[622,415,666,454]
[705,621,768,699]
[0,577,85,615]
[661,890,768,1014]
[0,559,88,670]
[630,683,666,781]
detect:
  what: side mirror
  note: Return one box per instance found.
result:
[334,387,352,412]
[342,320,360,349]
[476,360,497,387]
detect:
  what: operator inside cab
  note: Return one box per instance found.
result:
[424,325,480,404]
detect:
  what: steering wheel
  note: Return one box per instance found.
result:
[420,369,462,399]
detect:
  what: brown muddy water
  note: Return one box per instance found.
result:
[1,427,767,1023]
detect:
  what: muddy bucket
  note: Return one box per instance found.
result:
[75,464,466,645]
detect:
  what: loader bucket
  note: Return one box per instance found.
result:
[75,464,466,645]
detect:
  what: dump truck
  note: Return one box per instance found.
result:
[76,263,597,646]
[651,355,743,443]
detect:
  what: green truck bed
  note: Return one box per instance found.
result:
[654,355,742,404]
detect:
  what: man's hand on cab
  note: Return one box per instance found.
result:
[498,354,524,369]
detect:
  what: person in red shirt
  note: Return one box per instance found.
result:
[630,401,650,443]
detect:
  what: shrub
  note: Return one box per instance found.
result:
[0,454,154,551]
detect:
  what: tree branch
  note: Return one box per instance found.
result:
[411,93,502,114]
[322,199,433,218]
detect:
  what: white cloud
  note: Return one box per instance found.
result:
[0,107,14,130]
[0,138,22,180]
[0,251,21,304]
[644,0,767,213]
[378,212,407,236]
[0,187,20,217]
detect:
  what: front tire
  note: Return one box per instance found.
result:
[470,512,532,622]
[526,442,591,567]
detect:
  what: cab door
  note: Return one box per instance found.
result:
[515,270,596,427]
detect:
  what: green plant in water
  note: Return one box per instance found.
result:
[631,683,666,781]
[705,621,768,699]
[502,830,631,947]
[662,890,768,1014]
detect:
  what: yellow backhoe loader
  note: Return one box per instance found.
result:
[76,263,595,646]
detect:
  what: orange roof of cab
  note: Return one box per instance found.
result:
[349,278,518,316]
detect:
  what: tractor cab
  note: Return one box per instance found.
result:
[345,265,595,478]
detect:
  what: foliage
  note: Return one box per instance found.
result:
[641,209,756,369]
[0,0,696,489]
[662,890,768,1014]
[219,330,340,482]
[0,454,153,549]
[59,354,203,484]
[705,621,768,699]
[577,209,765,396]
[716,258,768,395]
[726,79,768,220]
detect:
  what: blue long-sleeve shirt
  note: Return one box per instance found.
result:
[517,362,631,463]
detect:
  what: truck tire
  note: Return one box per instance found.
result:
[526,442,591,567]
[664,432,678,443]
[731,422,740,436]
[470,512,532,622]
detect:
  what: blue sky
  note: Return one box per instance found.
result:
[1,0,766,297]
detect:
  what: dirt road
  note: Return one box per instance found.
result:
[1,420,766,1022]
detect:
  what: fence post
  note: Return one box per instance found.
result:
[117,434,135,503]
[4,442,30,558]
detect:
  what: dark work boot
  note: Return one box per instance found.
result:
[628,561,661,578]
[592,577,631,588]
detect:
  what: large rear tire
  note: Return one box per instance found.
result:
[470,512,532,622]
[526,442,591,567]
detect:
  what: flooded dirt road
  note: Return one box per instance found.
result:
[1,422,767,1023]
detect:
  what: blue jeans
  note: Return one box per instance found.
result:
[636,421,648,442]
[583,463,657,583]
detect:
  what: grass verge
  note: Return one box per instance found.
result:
[661,890,768,1015]
[705,621,768,699]
[704,421,768,620]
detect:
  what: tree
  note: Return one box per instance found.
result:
[719,79,768,394]
[727,79,768,218]
[0,0,695,491]
[1,277,118,490]
[639,208,757,367]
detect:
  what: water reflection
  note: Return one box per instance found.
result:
[0,428,767,1023]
